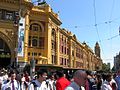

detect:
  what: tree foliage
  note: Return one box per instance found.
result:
[102,63,110,72]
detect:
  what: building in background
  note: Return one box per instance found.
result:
[114,52,120,71]
[0,0,102,71]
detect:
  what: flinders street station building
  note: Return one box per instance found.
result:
[0,0,102,71]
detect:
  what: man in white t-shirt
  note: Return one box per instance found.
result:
[28,69,50,90]
[1,70,20,90]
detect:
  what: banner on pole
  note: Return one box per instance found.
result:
[17,17,25,57]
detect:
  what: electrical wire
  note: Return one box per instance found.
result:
[63,16,120,29]
[109,0,115,20]
[86,34,119,44]
[108,0,115,62]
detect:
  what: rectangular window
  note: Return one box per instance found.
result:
[5,11,13,20]
[62,46,63,53]
[28,36,31,47]
[60,57,62,65]
[62,35,63,41]
[72,50,74,56]
[52,41,56,50]
[65,58,66,65]
[62,58,63,65]
[52,55,56,64]
[67,48,69,55]
[52,42,54,49]
[65,47,66,54]
[32,36,38,47]
[28,52,30,56]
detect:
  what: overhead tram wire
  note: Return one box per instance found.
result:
[109,0,115,20]
[107,34,119,40]
[93,0,100,42]
[93,0,105,56]
[108,0,115,58]
[86,33,119,44]
[63,16,120,30]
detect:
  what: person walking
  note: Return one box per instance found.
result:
[1,70,20,90]
[28,69,49,90]
[65,70,87,90]
[101,74,113,90]
[56,70,70,90]
[115,69,120,90]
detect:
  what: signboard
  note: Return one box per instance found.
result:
[17,17,25,57]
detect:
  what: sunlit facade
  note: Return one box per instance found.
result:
[0,0,102,70]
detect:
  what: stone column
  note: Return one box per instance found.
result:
[47,23,52,64]
[74,44,76,68]
[69,37,72,68]
[24,10,30,64]
[56,28,60,65]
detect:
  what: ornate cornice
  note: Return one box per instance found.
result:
[30,10,46,16]
[0,0,33,8]
[0,0,19,4]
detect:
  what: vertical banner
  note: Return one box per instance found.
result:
[17,17,25,57]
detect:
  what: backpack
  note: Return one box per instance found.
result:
[88,78,97,90]
[31,80,51,90]
[31,81,38,90]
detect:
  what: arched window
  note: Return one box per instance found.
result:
[51,29,56,50]
[52,29,56,40]
[32,37,38,47]
[30,23,43,32]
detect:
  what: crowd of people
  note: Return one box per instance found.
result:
[0,68,120,90]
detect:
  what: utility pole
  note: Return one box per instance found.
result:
[30,52,35,79]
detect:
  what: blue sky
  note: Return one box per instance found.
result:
[32,0,120,67]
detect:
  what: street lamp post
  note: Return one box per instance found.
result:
[12,11,20,70]
[30,53,35,79]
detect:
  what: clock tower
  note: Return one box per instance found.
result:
[95,42,101,58]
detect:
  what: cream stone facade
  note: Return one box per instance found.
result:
[0,0,102,71]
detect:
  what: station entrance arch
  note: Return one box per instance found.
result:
[0,38,11,68]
